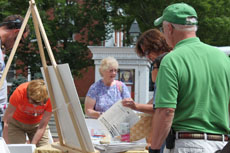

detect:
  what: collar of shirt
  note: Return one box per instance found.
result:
[174,37,200,50]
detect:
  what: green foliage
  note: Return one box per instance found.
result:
[49,0,110,76]
[178,0,230,46]
[0,0,10,18]
[109,0,230,46]
[1,0,229,79]
[1,0,110,78]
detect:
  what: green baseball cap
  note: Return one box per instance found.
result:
[154,3,198,26]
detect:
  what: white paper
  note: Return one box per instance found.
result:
[98,100,140,137]
[0,138,10,153]
[94,142,146,153]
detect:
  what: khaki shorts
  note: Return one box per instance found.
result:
[164,139,227,153]
[8,118,49,147]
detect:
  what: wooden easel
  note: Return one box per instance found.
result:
[0,0,98,152]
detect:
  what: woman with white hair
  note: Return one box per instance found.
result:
[84,56,130,119]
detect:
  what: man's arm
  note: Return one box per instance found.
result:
[150,108,175,149]
[31,111,52,145]
[3,104,16,144]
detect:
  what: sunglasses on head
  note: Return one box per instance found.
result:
[0,19,22,29]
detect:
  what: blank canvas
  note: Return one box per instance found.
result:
[41,64,95,152]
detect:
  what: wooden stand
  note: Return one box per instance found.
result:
[0,1,97,153]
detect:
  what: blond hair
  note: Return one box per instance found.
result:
[99,56,118,77]
[27,79,49,103]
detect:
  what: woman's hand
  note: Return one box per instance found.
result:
[122,98,137,110]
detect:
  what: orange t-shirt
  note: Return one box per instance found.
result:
[10,82,52,124]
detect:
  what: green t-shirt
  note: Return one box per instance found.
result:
[155,37,230,134]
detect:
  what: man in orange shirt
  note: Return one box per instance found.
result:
[3,79,52,147]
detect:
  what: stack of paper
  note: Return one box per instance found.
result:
[98,100,140,137]
[94,141,146,153]
[85,101,147,152]
[0,138,10,153]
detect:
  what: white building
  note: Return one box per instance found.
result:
[217,46,230,55]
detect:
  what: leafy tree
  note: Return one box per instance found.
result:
[1,0,229,81]
[109,0,230,46]
[50,0,110,76]
[1,0,110,78]
[0,0,10,18]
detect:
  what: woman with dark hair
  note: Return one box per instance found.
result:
[122,29,172,113]
[135,29,171,59]
[122,29,172,152]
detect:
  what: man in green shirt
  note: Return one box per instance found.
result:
[148,3,230,153]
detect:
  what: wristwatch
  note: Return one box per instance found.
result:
[148,147,160,153]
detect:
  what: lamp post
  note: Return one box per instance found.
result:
[27,66,31,81]
[129,19,140,47]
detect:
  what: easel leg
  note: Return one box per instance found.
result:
[30,0,64,145]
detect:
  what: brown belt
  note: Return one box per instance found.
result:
[177,132,229,141]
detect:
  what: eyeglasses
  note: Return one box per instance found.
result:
[159,27,164,33]
[143,49,151,57]
[29,98,47,106]
[108,69,118,73]
[0,19,22,29]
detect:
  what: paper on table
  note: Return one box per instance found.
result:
[98,100,140,137]
[0,138,10,153]
[94,142,146,153]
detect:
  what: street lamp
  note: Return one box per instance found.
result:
[129,19,140,47]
